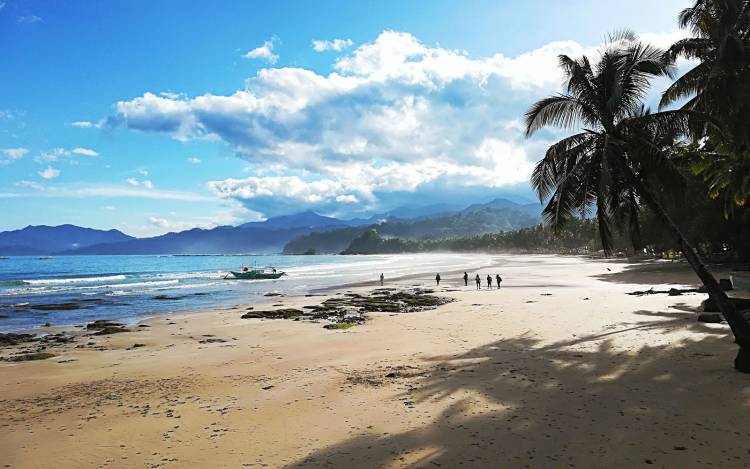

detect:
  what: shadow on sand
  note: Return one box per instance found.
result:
[292,312,749,468]
[591,260,702,286]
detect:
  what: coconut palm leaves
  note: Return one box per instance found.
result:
[525,35,679,255]
[661,0,750,207]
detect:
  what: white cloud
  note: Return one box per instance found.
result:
[18,14,42,24]
[140,202,254,235]
[125,177,153,189]
[14,180,45,190]
[39,167,60,179]
[69,185,212,202]
[312,38,354,52]
[1,147,29,162]
[148,216,170,228]
[187,157,202,164]
[70,120,103,129]
[36,147,71,163]
[243,38,279,64]
[109,29,683,216]
[72,147,99,156]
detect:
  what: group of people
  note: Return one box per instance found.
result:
[379,272,503,289]
[462,271,502,289]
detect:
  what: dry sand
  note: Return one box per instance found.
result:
[1,254,749,468]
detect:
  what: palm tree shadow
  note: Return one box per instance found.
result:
[292,323,749,468]
[591,261,701,286]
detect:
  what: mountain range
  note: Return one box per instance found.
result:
[0,198,541,255]
[282,198,541,254]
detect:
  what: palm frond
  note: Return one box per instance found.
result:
[524,94,591,136]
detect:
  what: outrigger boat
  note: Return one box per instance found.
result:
[224,266,286,280]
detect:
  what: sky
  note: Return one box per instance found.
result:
[0,0,693,237]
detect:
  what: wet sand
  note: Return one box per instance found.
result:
[1,255,749,468]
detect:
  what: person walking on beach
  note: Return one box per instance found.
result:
[380,273,384,286]
[435,273,441,285]
[496,274,502,289]
[475,274,481,289]
[486,274,492,289]
[463,272,468,286]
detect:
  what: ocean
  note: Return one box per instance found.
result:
[0,253,494,332]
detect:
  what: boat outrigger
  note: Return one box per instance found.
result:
[224,266,286,280]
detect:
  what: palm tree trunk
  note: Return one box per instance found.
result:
[628,171,750,372]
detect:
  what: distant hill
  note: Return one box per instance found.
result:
[283,199,541,254]
[0,225,134,255]
[69,226,292,255]
[63,211,357,255]
[345,203,463,226]
[0,198,542,256]
[240,210,348,230]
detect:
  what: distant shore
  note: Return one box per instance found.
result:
[1,254,749,468]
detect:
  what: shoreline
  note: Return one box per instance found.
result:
[2,254,749,468]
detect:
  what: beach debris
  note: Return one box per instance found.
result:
[264,292,282,297]
[261,385,274,390]
[627,288,700,296]
[198,338,228,344]
[697,313,724,323]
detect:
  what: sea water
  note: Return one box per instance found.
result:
[0,253,494,332]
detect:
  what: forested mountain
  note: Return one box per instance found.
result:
[283,199,541,254]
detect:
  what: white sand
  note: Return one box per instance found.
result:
[1,254,748,468]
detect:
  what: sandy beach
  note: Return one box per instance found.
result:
[1,254,749,468]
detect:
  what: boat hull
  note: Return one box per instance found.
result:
[227,271,285,280]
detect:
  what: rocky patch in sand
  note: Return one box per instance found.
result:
[241,288,453,329]
[86,320,131,335]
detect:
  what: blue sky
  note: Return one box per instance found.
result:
[1,0,691,236]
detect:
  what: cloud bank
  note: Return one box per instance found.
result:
[107,30,684,217]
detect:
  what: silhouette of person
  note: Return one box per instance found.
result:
[463,272,468,286]
[435,273,441,285]
[496,274,502,289]
[475,274,481,290]
[487,275,492,289]
[380,273,384,286]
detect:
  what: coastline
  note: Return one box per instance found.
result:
[1,254,749,468]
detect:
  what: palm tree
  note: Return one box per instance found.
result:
[525,33,750,372]
[661,0,750,210]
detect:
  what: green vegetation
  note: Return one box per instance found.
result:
[341,221,607,255]
[323,323,355,330]
[523,1,750,373]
